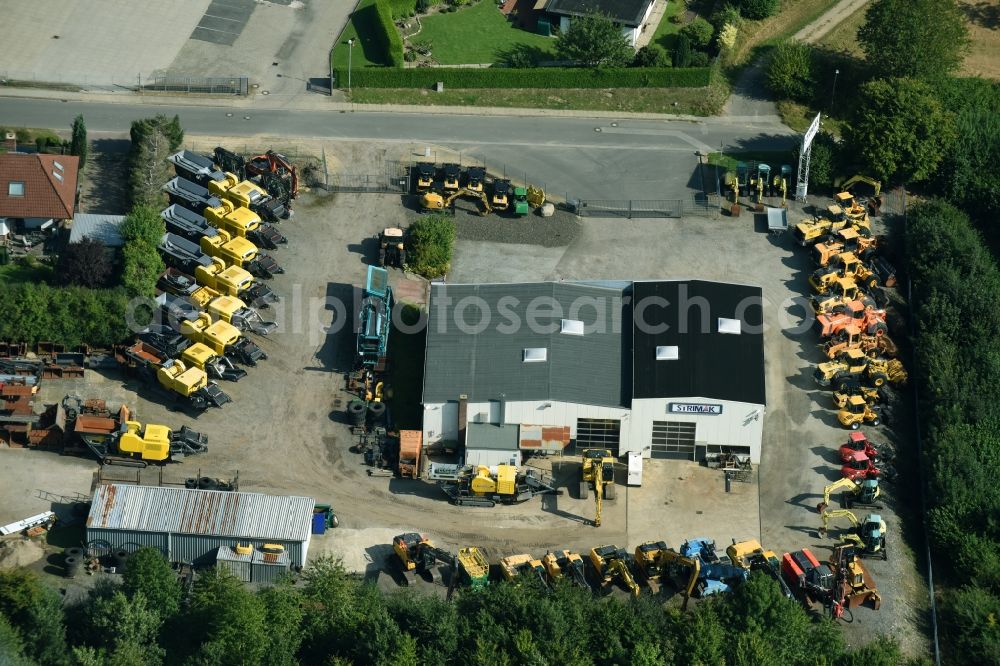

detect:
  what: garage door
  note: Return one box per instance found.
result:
[651,421,696,459]
[575,418,621,454]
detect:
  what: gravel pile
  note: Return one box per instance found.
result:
[452,203,581,248]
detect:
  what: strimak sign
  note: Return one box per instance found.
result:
[668,402,724,415]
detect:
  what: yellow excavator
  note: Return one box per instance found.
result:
[632,541,701,607]
[836,175,882,198]
[420,188,493,216]
[589,545,640,598]
[580,449,616,527]
[500,554,547,586]
[542,550,590,589]
[818,477,881,512]
[819,510,888,560]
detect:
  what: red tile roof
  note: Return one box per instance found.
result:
[0,153,79,220]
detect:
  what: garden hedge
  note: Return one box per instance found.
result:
[333,66,711,89]
[370,0,405,67]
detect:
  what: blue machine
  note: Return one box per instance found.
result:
[357,266,393,368]
[680,538,748,597]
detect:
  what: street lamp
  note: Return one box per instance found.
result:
[347,38,355,93]
[830,68,840,112]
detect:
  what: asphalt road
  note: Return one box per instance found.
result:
[0,97,798,199]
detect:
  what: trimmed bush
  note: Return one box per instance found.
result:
[369,0,405,67]
[766,41,815,102]
[334,66,711,88]
[681,17,714,50]
[407,214,455,278]
[673,34,692,68]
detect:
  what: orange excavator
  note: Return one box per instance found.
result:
[246,150,298,200]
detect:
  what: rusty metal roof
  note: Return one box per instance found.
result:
[87,484,314,542]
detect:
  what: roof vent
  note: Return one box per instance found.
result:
[718,317,741,334]
[523,347,547,363]
[53,161,64,172]
[53,171,63,182]
[656,345,679,360]
[560,318,584,335]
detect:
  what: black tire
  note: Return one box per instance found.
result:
[871,322,888,337]
[871,417,881,427]
[850,421,860,430]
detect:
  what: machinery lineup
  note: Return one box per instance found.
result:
[415,162,546,217]
[388,532,879,617]
[724,161,795,209]
[117,146,297,411]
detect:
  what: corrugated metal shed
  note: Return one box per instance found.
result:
[69,213,125,247]
[423,282,626,407]
[216,545,253,582]
[87,484,314,542]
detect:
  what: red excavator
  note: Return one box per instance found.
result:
[246,150,298,200]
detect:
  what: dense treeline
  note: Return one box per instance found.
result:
[0,550,919,666]
[905,200,1000,663]
[0,283,128,348]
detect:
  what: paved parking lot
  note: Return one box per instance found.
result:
[0,0,347,97]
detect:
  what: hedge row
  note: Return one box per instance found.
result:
[368,0,404,68]
[334,66,711,89]
[385,0,417,17]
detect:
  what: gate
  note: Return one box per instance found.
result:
[574,197,718,218]
[327,160,409,193]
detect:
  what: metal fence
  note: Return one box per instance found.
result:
[324,161,410,193]
[573,196,720,218]
[144,76,248,96]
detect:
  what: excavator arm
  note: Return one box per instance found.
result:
[818,477,861,512]
[609,558,640,598]
[839,175,882,198]
[593,459,603,527]
[820,509,861,536]
[662,551,700,610]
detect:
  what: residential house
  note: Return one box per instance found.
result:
[0,152,79,236]
[543,0,657,47]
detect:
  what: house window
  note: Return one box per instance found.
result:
[523,347,547,362]
[8,182,24,197]
[655,345,679,360]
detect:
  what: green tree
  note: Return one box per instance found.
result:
[632,45,669,67]
[129,115,184,207]
[184,568,268,665]
[710,3,741,31]
[738,0,779,20]
[793,130,839,190]
[56,238,112,288]
[681,17,715,50]
[75,591,164,666]
[257,584,304,666]
[407,213,455,278]
[555,12,634,68]
[119,206,166,298]
[0,614,36,666]
[121,548,181,621]
[858,0,969,80]
[847,77,957,183]
[673,33,692,68]
[765,41,814,102]
[70,115,88,169]
[0,570,68,666]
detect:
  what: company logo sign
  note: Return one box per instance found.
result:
[668,402,723,415]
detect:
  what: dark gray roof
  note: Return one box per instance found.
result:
[631,280,766,404]
[422,282,627,407]
[546,0,653,26]
[466,423,519,451]
[68,214,125,247]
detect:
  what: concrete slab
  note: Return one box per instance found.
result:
[0,0,211,86]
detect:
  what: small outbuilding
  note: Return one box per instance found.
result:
[464,423,522,468]
[86,484,315,569]
[68,213,125,248]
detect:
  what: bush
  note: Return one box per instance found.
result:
[739,0,780,20]
[407,214,455,278]
[793,130,839,190]
[119,205,166,298]
[711,2,741,30]
[370,0,405,67]
[681,17,714,49]
[632,45,669,68]
[415,0,432,12]
[689,51,711,67]
[332,66,711,88]
[673,34,692,68]
[766,41,814,102]
[404,49,417,62]
[56,238,112,288]
[0,283,129,347]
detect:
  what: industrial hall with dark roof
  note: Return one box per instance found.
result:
[421,279,767,463]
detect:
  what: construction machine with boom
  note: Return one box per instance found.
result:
[500,554,548,586]
[588,545,640,598]
[814,349,907,389]
[821,325,897,360]
[726,539,794,599]
[814,299,888,338]
[420,188,493,216]
[391,532,456,585]
[819,510,888,559]
[830,544,881,609]
[781,548,847,620]
[818,476,882,512]
[434,464,561,507]
[633,541,701,606]
[542,550,590,590]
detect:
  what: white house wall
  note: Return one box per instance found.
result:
[630,396,765,463]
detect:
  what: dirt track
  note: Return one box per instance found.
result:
[793,0,870,44]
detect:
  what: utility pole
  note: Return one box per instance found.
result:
[347,38,355,93]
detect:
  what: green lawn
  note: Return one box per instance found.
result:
[418,1,555,65]
[0,261,53,285]
[650,0,686,52]
[707,150,795,171]
[332,0,390,69]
